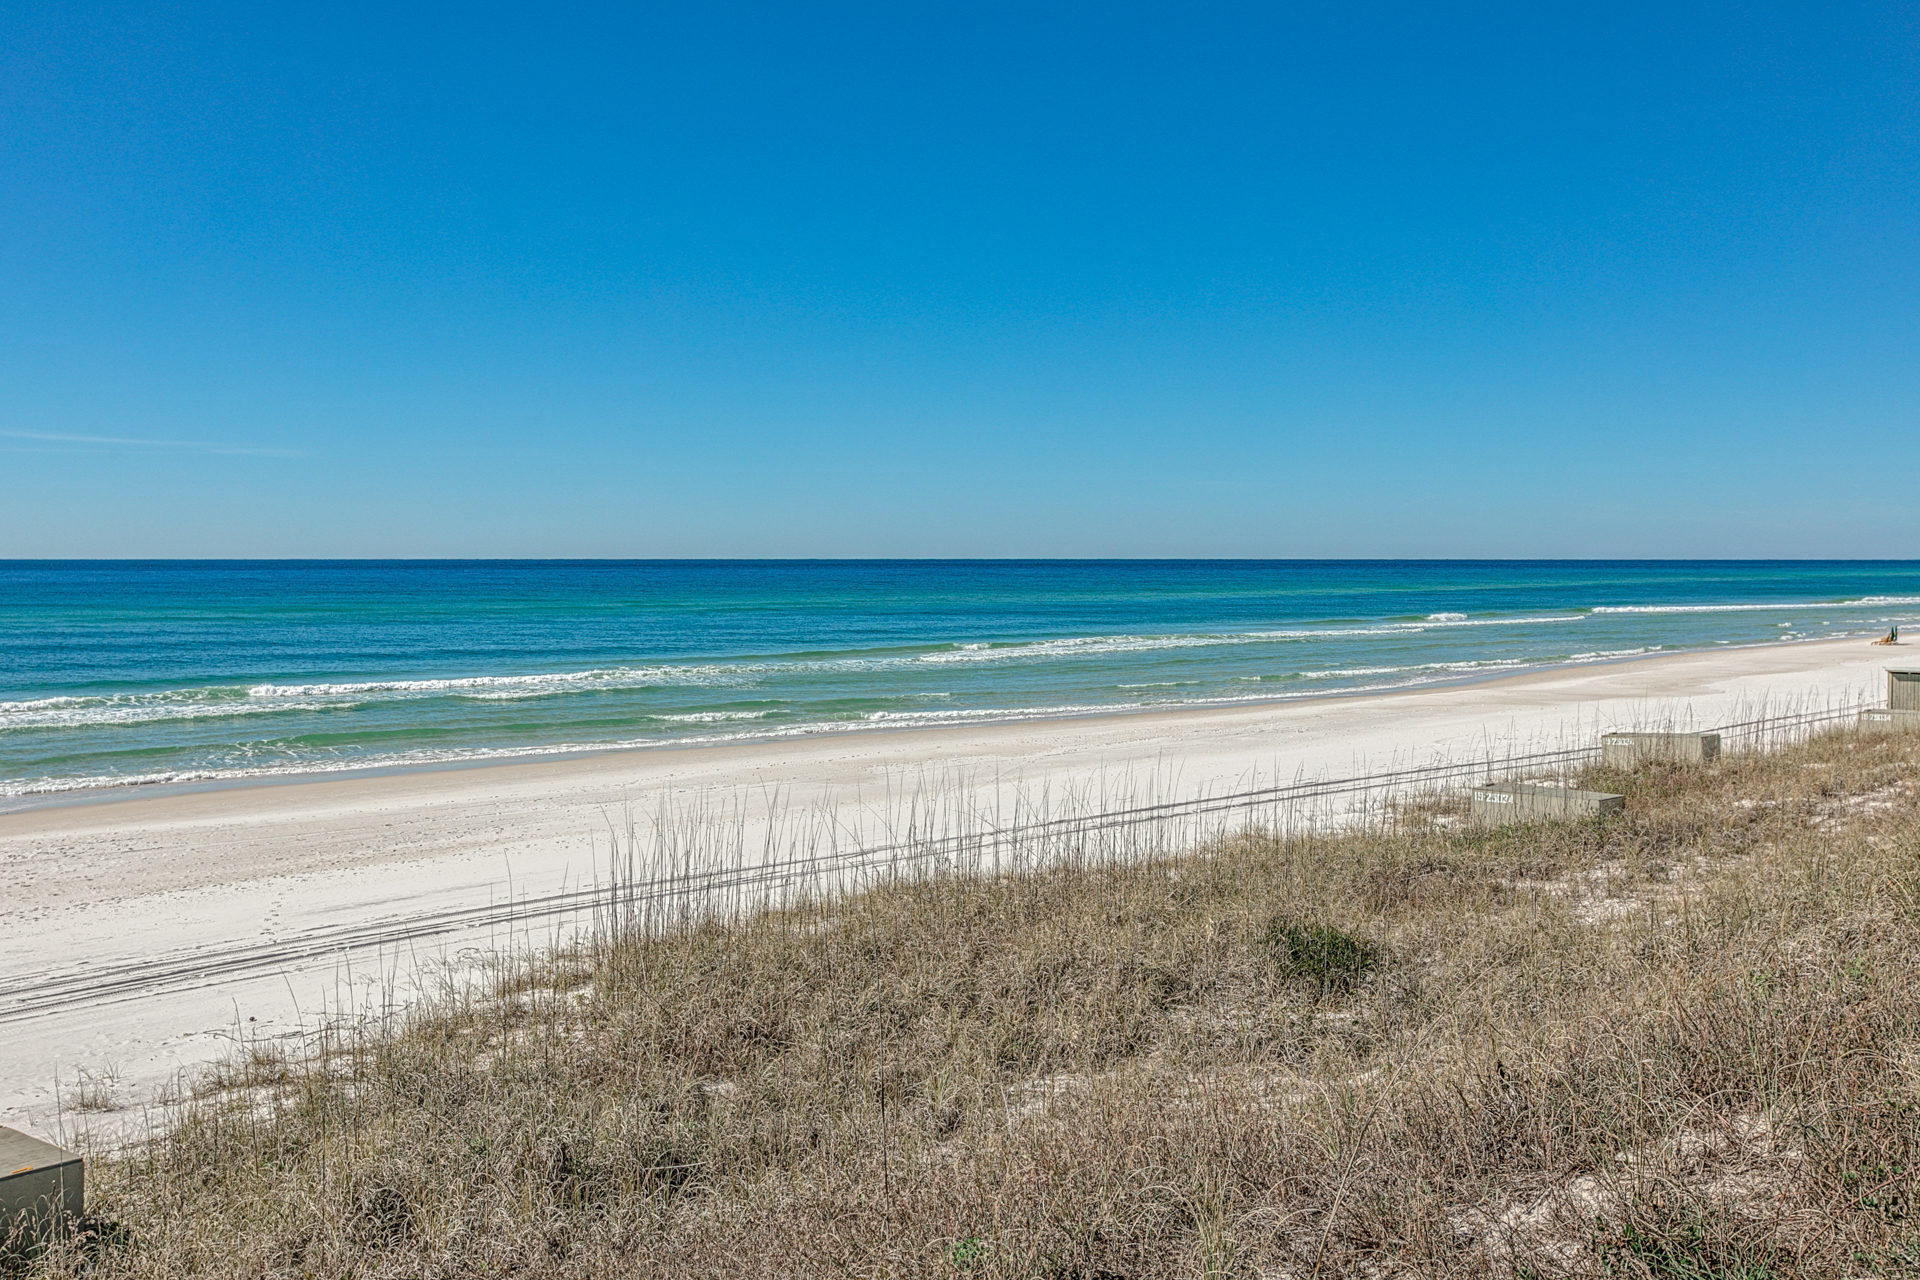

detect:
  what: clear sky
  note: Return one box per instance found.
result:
[2,2,1916,558]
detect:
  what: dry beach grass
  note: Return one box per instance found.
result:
[13,722,1920,1278]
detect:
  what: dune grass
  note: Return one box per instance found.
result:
[12,724,1920,1277]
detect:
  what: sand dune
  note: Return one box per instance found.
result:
[0,635,1899,1140]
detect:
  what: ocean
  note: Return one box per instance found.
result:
[4,560,1918,804]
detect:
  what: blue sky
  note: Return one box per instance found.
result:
[3,1,1917,557]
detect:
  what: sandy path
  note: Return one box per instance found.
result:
[0,637,1900,1141]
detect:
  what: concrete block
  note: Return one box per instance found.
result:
[1470,781,1625,826]
[1891,668,1920,712]
[1,1127,82,1239]
[1859,707,1920,735]
[1601,731,1721,767]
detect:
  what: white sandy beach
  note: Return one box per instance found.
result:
[0,635,1901,1142]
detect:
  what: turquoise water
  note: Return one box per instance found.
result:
[3,560,1918,803]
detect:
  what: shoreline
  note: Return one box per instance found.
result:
[0,630,1879,818]
[0,633,1903,1141]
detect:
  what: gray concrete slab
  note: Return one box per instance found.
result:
[1,1126,82,1237]
[1601,731,1721,767]
[1470,781,1625,826]
[1859,707,1920,734]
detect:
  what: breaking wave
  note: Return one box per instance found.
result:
[1590,596,1920,615]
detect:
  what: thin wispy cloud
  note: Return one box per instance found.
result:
[0,429,305,458]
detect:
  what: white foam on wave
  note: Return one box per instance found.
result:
[0,691,358,731]
[651,710,775,724]
[1591,596,1920,615]
[913,614,1585,666]
[1259,647,1653,683]
[858,702,1137,724]
[248,663,760,698]
[1286,659,1521,679]
[0,694,101,712]
[0,666,763,730]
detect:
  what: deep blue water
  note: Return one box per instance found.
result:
[3,560,1918,802]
